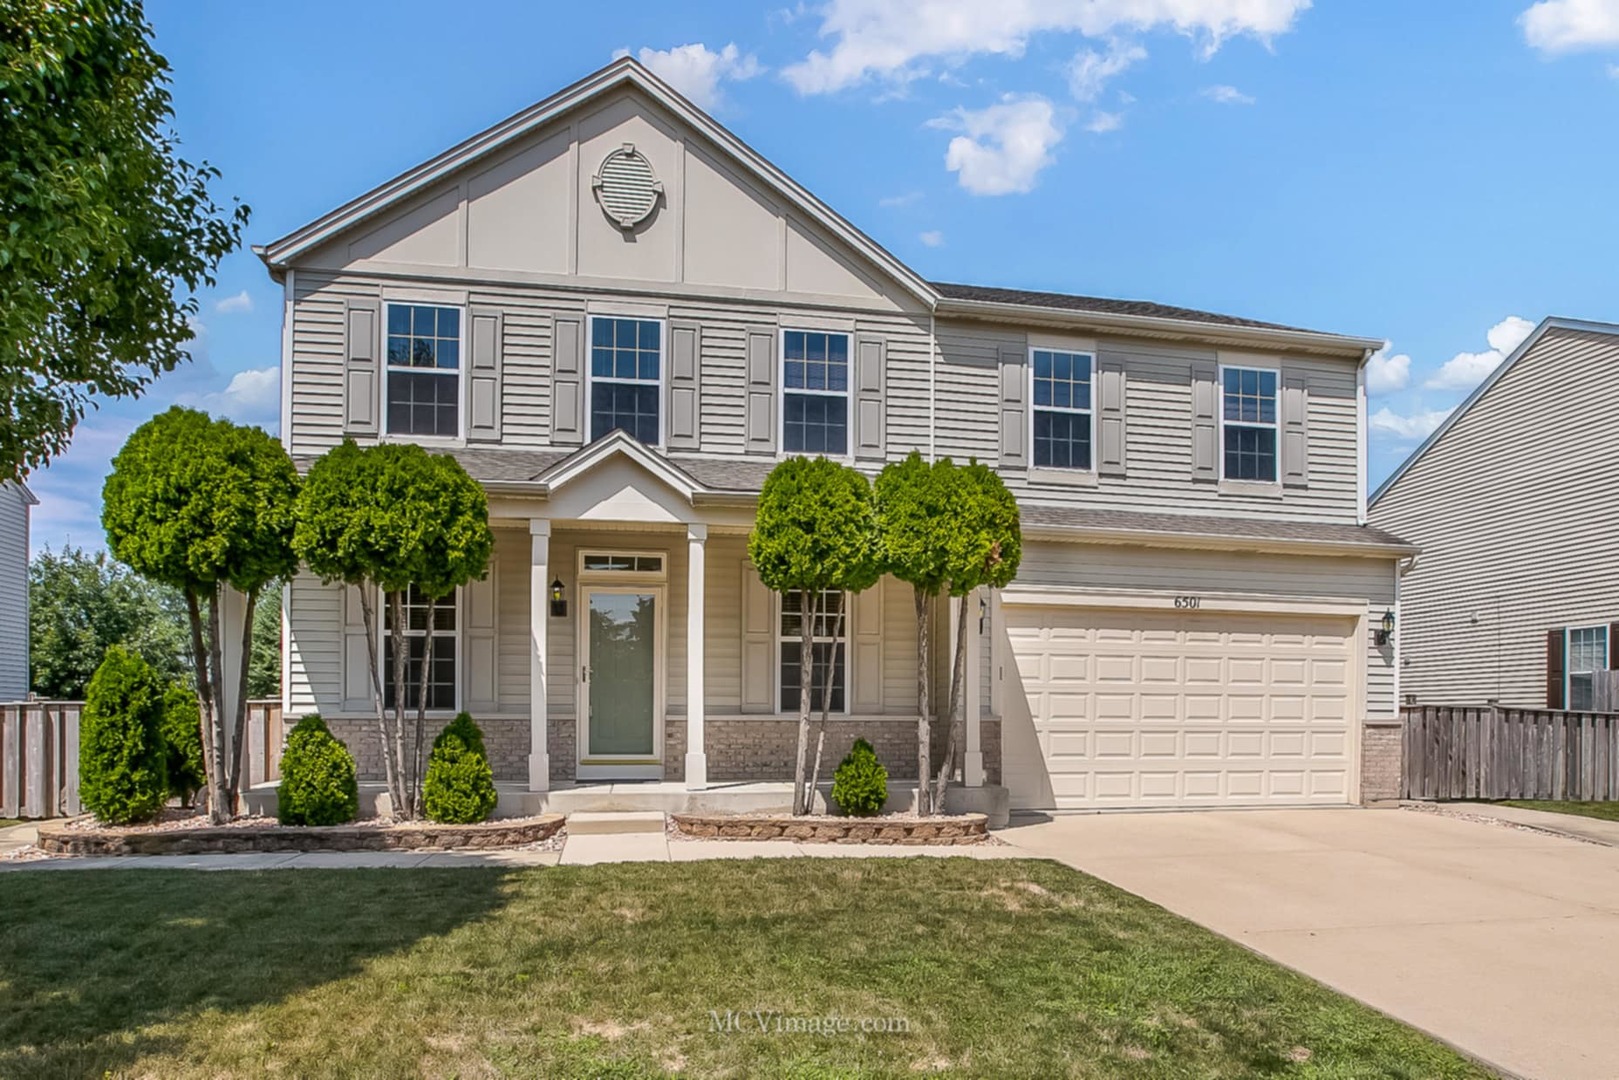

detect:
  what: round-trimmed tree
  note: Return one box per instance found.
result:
[79,645,168,824]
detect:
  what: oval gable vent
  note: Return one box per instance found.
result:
[592,144,663,230]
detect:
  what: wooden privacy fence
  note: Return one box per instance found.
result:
[1403,704,1619,801]
[0,700,284,820]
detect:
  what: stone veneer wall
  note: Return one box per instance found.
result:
[1360,722,1402,802]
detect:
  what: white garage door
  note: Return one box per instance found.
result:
[1002,605,1356,809]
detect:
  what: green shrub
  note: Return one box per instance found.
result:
[159,682,206,808]
[277,714,358,826]
[79,645,168,824]
[831,737,888,816]
[424,713,497,824]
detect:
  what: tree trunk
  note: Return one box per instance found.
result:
[386,588,411,818]
[935,590,971,812]
[807,590,844,814]
[410,593,438,819]
[183,588,222,823]
[224,586,260,811]
[205,586,230,824]
[355,584,400,817]
[792,587,815,816]
[915,588,931,816]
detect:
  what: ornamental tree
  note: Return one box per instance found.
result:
[102,407,300,822]
[293,442,493,818]
[748,457,881,815]
[1,0,249,479]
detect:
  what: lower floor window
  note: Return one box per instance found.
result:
[780,589,845,712]
[384,585,457,710]
[1568,625,1608,711]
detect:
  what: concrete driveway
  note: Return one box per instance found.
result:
[1000,807,1619,1080]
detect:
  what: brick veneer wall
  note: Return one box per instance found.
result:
[324,716,529,783]
[1361,723,1402,802]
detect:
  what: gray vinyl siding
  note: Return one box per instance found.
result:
[1369,327,1619,708]
[0,484,29,700]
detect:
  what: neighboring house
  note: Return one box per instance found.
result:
[257,58,1411,812]
[1370,318,1619,712]
[0,481,37,701]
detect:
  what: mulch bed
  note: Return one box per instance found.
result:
[35,813,565,856]
[670,811,989,844]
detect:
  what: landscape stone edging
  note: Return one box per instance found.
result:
[35,815,565,856]
[671,812,989,844]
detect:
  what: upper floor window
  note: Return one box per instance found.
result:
[383,584,458,711]
[386,304,461,437]
[780,588,846,713]
[1568,625,1608,711]
[590,317,662,445]
[1031,348,1093,470]
[782,330,849,455]
[1222,366,1278,482]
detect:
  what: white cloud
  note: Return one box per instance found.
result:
[615,43,763,110]
[1068,39,1147,100]
[782,0,1312,94]
[1369,406,1453,440]
[213,289,254,315]
[1365,347,1411,395]
[930,95,1064,195]
[1201,83,1255,104]
[879,190,924,207]
[1520,0,1619,53]
[1085,110,1124,133]
[1422,315,1536,391]
[193,365,280,425]
[918,230,945,246]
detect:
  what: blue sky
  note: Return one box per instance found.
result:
[27,0,1619,551]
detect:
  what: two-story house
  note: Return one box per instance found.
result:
[258,58,1413,814]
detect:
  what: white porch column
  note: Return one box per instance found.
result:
[684,524,709,789]
[964,587,985,787]
[528,519,552,791]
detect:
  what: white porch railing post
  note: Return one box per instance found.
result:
[685,523,708,790]
[528,519,552,792]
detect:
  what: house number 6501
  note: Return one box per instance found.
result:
[1173,596,1202,609]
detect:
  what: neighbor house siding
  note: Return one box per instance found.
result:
[0,483,30,700]
[1370,327,1619,707]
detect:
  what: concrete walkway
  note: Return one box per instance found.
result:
[1440,800,1619,847]
[997,806,1619,1080]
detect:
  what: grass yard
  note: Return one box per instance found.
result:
[0,819,23,829]
[0,859,1490,1079]
[1500,800,1619,822]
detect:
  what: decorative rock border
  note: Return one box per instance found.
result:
[671,812,988,845]
[35,814,565,857]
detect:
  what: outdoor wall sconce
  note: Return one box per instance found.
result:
[1374,608,1395,647]
[550,578,567,618]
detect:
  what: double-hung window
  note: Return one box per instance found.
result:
[386,304,461,437]
[383,584,458,711]
[779,589,846,712]
[1567,626,1608,711]
[1031,348,1093,470]
[782,330,850,455]
[590,317,662,445]
[1222,367,1278,482]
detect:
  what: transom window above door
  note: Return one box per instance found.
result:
[590,317,662,445]
[386,304,461,437]
[782,330,850,455]
[1031,348,1093,470]
[1222,366,1278,482]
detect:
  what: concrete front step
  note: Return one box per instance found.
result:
[523,782,1010,827]
[565,811,667,835]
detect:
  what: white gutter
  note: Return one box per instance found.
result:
[1020,522,1419,559]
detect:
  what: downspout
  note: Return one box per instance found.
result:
[1356,347,1370,526]
[279,268,296,719]
[928,304,937,463]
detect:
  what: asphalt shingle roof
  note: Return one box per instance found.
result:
[1019,502,1413,549]
[931,281,1325,335]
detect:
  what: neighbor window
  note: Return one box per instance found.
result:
[1567,625,1608,711]
[1222,367,1278,482]
[782,330,850,455]
[779,589,846,713]
[386,304,461,437]
[1031,348,1093,470]
[384,584,457,711]
[590,317,662,445]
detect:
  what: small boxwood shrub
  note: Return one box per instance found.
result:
[160,682,206,808]
[79,645,168,824]
[831,737,888,816]
[424,713,497,824]
[277,713,358,826]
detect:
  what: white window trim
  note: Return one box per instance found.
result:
[778,327,853,461]
[577,582,667,772]
[1566,624,1608,709]
[383,301,467,443]
[774,588,854,716]
[585,313,668,448]
[577,548,669,581]
[1027,345,1098,474]
[1217,362,1281,484]
[377,584,463,716]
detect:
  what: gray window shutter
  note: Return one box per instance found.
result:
[344,299,381,437]
[1281,373,1309,488]
[551,315,584,446]
[1097,357,1127,477]
[741,562,775,712]
[853,335,886,461]
[850,583,883,712]
[1191,360,1218,481]
[745,329,777,455]
[667,321,701,451]
[467,308,503,443]
[999,344,1027,469]
[341,582,372,713]
[464,562,498,712]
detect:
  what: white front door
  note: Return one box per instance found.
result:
[578,585,664,779]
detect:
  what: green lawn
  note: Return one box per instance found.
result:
[0,819,23,829]
[1500,800,1619,822]
[0,860,1491,1079]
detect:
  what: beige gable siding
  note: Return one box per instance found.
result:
[1370,327,1619,707]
